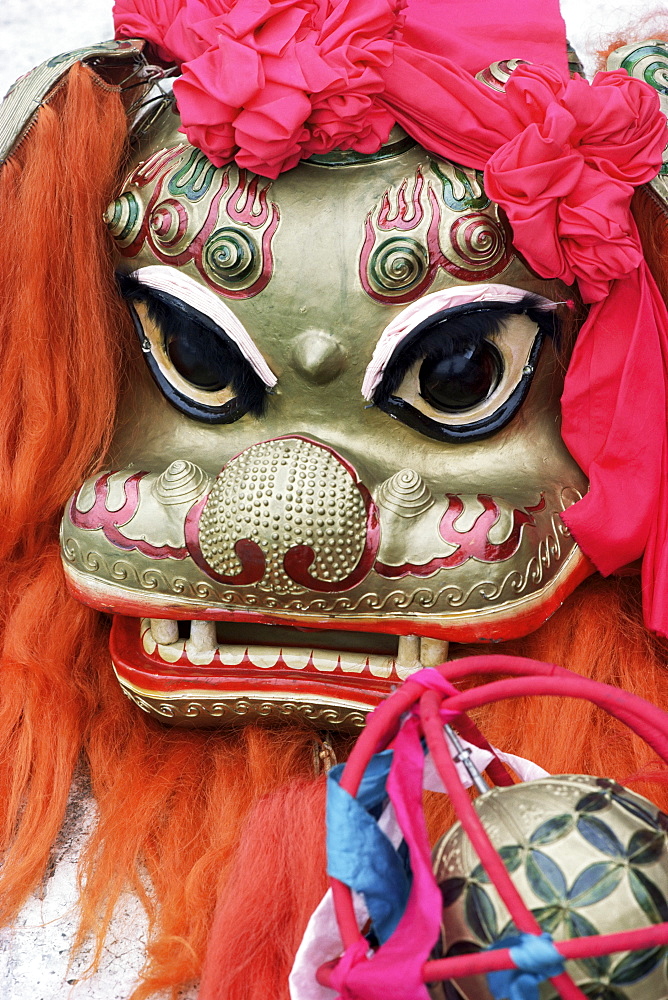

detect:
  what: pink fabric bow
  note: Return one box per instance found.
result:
[484,65,666,303]
[114,0,404,178]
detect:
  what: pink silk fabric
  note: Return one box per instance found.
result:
[113,0,567,175]
[113,0,405,177]
[113,0,668,634]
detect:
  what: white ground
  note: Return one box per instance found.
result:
[0,0,665,997]
[0,770,200,1000]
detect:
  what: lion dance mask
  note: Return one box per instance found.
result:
[0,0,668,997]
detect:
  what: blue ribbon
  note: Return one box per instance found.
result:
[487,933,565,1000]
[326,751,411,943]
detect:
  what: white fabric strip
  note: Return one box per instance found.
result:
[129,265,278,387]
[288,740,548,1000]
[361,283,560,401]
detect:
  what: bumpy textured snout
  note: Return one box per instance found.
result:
[192,436,376,594]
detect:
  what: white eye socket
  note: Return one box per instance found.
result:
[368,299,554,444]
[394,312,540,427]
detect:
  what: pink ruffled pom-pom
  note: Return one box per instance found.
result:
[114,0,405,178]
[113,0,201,63]
[484,64,667,303]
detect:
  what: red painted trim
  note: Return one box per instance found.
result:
[375,494,546,578]
[69,473,188,560]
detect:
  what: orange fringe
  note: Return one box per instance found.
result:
[83,695,331,998]
[1,61,668,1000]
[198,780,328,1000]
[0,63,129,925]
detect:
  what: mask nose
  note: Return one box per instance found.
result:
[191,436,377,594]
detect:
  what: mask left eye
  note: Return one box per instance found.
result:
[371,301,554,443]
[164,322,231,391]
[419,339,503,412]
[118,272,270,424]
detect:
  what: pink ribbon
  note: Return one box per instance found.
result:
[330,669,459,1000]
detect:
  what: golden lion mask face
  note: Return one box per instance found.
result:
[60,106,590,730]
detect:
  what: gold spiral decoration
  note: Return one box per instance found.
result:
[153,460,209,505]
[149,198,189,250]
[104,191,142,245]
[376,468,434,519]
[615,40,668,98]
[475,58,528,92]
[447,213,509,274]
[369,237,429,295]
[203,227,257,285]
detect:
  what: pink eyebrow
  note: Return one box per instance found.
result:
[361,283,559,400]
[130,265,278,388]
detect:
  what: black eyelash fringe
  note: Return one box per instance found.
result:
[373,295,558,408]
[117,273,267,417]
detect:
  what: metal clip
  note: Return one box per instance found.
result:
[444,724,490,795]
[312,735,338,776]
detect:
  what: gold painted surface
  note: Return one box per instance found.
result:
[153,460,208,505]
[431,776,668,1000]
[199,437,367,592]
[376,469,434,518]
[62,540,588,633]
[116,672,370,731]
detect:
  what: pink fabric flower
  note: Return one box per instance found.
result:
[113,0,202,63]
[484,66,667,302]
[114,0,404,178]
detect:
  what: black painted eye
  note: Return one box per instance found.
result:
[165,328,230,391]
[369,298,554,444]
[419,341,502,412]
[117,272,269,424]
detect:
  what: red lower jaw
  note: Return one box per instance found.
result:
[110,615,407,730]
[107,545,593,731]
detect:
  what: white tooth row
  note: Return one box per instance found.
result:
[143,620,449,679]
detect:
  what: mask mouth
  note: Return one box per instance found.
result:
[110,616,453,731]
[144,618,404,665]
[64,436,593,729]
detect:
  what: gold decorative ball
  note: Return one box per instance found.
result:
[431,775,668,1000]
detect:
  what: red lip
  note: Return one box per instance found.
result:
[110,615,400,730]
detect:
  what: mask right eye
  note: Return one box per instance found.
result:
[418,338,503,412]
[365,291,560,444]
[118,272,270,424]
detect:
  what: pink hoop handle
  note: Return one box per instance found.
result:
[322,655,668,998]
